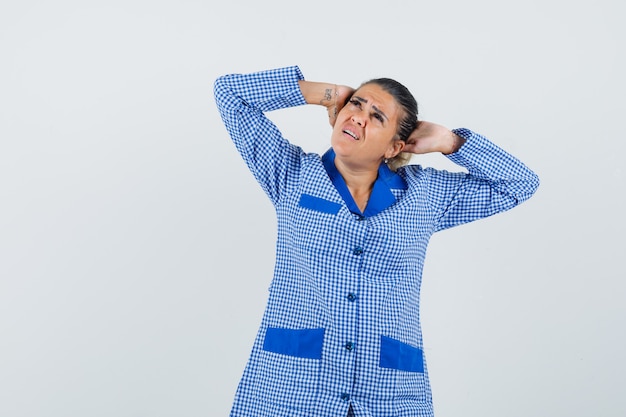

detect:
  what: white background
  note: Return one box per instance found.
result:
[1,0,624,416]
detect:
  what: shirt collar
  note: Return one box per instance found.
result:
[321,148,407,217]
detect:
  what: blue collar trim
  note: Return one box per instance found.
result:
[321,149,407,217]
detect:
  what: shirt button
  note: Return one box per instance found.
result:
[345,342,354,351]
[356,214,366,221]
[347,293,357,302]
[352,246,364,255]
[340,392,350,401]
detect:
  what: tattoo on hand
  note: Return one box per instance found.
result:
[321,88,333,104]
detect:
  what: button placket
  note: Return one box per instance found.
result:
[339,215,363,407]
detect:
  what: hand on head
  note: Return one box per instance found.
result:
[403,121,465,155]
[327,85,355,127]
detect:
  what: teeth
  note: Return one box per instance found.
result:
[343,129,358,140]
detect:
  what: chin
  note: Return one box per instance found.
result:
[331,134,355,155]
[331,141,353,159]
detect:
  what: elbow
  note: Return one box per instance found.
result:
[213,74,239,115]
[516,170,541,205]
[213,75,227,103]
[528,170,540,198]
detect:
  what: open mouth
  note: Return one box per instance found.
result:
[343,129,359,140]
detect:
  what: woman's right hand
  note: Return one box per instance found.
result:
[297,80,354,127]
[327,84,354,127]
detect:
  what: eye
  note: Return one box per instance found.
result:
[349,98,361,107]
[373,112,384,123]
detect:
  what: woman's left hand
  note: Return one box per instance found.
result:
[403,121,466,155]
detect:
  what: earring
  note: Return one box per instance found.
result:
[384,158,389,164]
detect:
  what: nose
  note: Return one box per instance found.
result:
[351,113,365,126]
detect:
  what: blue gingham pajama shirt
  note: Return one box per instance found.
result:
[214,66,539,417]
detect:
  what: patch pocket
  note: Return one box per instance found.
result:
[298,194,341,215]
[379,335,424,373]
[263,327,325,359]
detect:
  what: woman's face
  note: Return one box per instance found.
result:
[331,83,405,169]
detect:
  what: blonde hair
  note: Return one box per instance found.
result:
[386,151,412,171]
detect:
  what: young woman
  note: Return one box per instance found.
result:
[214,65,539,417]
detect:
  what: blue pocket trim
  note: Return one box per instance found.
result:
[379,335,424,373]
[298,194,341,215]
[263,327,325,359]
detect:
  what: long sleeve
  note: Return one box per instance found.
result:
[213,66,307,206]
[418,128,540,232]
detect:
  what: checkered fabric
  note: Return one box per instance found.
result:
[214,66,539,417]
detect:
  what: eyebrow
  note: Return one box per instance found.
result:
[353,95,389,121]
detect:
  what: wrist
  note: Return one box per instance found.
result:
[298,81,337,108]
[442,132,466,155]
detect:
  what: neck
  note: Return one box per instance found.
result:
[334,157,379,212]
[334,157,378,188]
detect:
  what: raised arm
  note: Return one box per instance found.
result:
[404,124,540,232]
[297,80,354,127]
[213,66,307,205]
[404,120,467,155]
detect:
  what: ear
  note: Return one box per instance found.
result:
[386,140,405,159]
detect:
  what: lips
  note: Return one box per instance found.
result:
[342,128,360,140]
